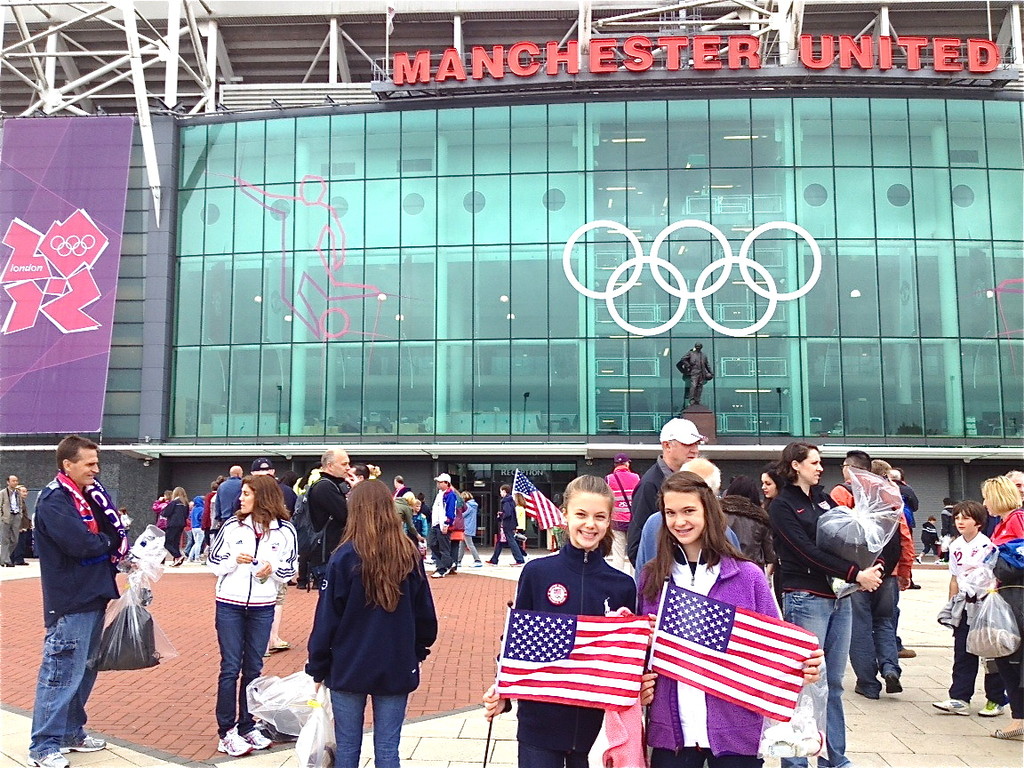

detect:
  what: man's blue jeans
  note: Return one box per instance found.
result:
[330,689,407,768]
[849,576,900,694]
[29,609,105,760]
[782,591,852,768]
[215,602,274,737]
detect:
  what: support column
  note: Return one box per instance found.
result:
[204,19,218,113]
[164,0,181,105]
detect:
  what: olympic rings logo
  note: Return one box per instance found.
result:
[562,219,822,338]
[49,234,96,258]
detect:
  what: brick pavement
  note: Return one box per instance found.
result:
[0,565,516,763]
[4,561,1024,768]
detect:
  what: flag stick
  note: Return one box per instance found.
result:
[646,577,670,670]
[482,717,493,768]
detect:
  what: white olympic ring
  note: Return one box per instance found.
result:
[49,234,95,259]
[562,219,822,338]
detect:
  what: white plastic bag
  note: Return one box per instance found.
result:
[295,686,335,768]
[967,592,1022,658]
[816,468,903,569]
[246,671,317,736]
[759,679,826,759]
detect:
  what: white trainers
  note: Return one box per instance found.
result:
[242,728,273,750]
[218,727,255,757]
[60,735,106,753]
[932,699,970,715]
[28,753,69,768]
[979,701,1007,717]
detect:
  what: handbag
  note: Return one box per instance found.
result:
[155,515,168,531]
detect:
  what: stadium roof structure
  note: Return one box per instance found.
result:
[3,1,1022,217]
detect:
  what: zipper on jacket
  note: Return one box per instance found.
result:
[245,529,262,607]
[574,545,589,752]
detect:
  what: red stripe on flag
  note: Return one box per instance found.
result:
[652,637,803,694]
[652,651,800,713]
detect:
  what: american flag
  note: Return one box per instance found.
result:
[512,470,563,530]
[650,583,819,721]
[496,609,652,710]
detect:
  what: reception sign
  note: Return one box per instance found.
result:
[0,117,134,433]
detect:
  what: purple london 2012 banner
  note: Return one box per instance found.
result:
[0,116,135,434]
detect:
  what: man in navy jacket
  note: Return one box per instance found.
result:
[29,436,124,768]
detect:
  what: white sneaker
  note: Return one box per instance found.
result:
[932,699,970,715]
[60,735,106,753]
[218,727,255,756]
[430,570,446,578]
[242,728,273,750]
[979,701,1007,717]
[28,753,69,768]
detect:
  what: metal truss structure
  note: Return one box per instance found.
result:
[3,1,1022,217]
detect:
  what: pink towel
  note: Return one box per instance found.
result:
[602,698,647,768]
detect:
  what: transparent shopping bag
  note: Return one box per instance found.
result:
[967,591,1022,658]
[295,686,336,768]
[88,525,178,671]
[246,671,318,736]
[816,468,903,570]
[759,679,827,759]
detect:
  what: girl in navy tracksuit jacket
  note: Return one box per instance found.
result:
[306,480,437,768]
[484,475,637,768]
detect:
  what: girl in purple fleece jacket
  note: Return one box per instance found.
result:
[638,471,822,768]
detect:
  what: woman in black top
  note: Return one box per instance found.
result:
[163,486,190,566]
[768,442,882,768]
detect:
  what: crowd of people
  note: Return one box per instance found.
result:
[17,429,1024,768]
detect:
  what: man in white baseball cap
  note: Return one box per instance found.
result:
[626,418,706,566]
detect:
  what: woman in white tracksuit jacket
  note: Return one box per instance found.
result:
[206,474,297,756]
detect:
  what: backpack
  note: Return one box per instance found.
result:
[291,479,325,556]
[450,493,467,532]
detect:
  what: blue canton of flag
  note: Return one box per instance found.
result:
[505,611,576,663]
[662,587,735,652]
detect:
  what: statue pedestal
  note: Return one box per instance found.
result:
[681,405,717,445]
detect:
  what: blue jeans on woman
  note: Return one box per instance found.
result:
[29,609,105,762]
[215,602,274,737]
[330,689,407,768]
[782,591,852,768]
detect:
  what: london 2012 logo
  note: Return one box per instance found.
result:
[562,219,821,338]
[0,209,108,335]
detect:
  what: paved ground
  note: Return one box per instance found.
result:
[1,554,1021,768]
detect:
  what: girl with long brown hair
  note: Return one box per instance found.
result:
[639,471,822,767]
[306,479,438,768]
[207,473,297,757]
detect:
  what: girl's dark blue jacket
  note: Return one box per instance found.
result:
[512,542,637,753]
[306,541,438,695]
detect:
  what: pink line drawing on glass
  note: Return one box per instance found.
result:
[222,172,388,341]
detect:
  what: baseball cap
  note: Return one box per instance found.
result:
[251,457,275,472]
[434,473,452,483]
[613,453,630,464]
[659,418,706,445]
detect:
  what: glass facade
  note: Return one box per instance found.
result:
[173,97,1023,442]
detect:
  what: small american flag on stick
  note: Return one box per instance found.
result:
[496,609,652,710]
[650,582,819,721]
[512,470,563,530]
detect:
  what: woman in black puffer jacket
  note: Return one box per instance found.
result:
[722,475,775,571]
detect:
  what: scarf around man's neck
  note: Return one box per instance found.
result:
[55,472,129,564]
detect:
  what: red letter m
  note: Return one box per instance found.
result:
[393,50,432,85]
